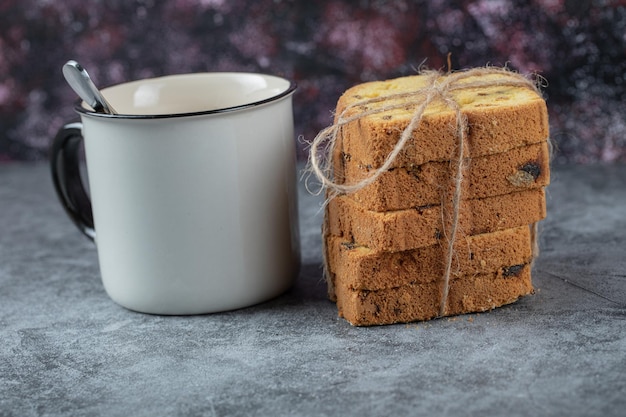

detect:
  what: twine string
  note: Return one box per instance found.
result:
[307,67,543,317]
[438,88,468,316]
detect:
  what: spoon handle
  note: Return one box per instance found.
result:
[63,60,117,114]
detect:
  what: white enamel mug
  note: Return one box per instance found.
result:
[51,72,300,315]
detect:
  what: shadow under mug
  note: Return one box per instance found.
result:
[50,72,300,315]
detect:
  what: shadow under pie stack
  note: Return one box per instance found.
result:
[322,70,550,326]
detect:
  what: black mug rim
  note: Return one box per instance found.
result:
[74,72,297,120]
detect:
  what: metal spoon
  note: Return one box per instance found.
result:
[62,60,117,114]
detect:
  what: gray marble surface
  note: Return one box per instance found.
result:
[1,163,625,417]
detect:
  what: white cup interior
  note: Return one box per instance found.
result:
[94,72,293,116]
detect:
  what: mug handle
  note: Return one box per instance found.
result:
[50,122,96,241]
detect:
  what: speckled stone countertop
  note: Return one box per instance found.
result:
[1,163,625,417]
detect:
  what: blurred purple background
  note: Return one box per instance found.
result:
[1,0,625,163]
